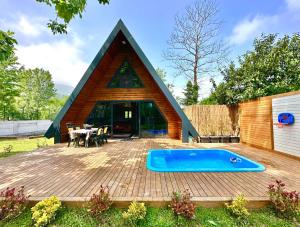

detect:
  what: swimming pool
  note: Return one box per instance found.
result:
[147,149,265,172]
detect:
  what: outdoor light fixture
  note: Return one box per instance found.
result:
[121,40,126,44]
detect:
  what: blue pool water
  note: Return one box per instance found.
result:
[147,149,265,172]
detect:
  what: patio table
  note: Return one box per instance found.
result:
[70,128,98,147]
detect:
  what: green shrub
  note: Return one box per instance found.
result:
[169,189,196,219]
[31,195,61,227]
[87,185,112,218]
[268,179,299,218]
[3,145,13,153]
[225,194,250,220]
[122,201,147,225]
[36,139,48,148]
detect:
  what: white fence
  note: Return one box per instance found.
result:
[272,94,300,157]
[0,120,52,137]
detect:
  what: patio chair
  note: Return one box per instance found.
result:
[73,125,86,145]
[67,128,77,147]
[66,122,74,129]
[88,128,104,147]
[103,126,109,143]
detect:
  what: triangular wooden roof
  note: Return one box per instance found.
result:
[45,19,199,142]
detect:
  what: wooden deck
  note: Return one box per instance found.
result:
[0,139,299,207]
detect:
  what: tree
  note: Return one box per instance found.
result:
[156,67,167,83]
[17,68,56,119]
[36,0,110,34]
[207,33,300,104]
[155,67,175,92]
[44,95,68,120]
[0,30,17,61]
[0,55,20,120]
[0,30,20,120]
[181,80,199,106]
[164,0,226,93]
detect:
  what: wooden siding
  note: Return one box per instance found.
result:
[272,94,300,157]
[239,90,300,151]
[184,105,239,136]
[60,32,181,142]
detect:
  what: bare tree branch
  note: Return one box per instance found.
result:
[163,0,228,89]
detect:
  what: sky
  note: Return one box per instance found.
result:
[0,0,300,98]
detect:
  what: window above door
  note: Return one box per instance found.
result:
[107,60,144,88]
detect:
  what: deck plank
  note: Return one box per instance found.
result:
[0,139,299,203]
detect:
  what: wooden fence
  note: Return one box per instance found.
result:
[239,97,273,150]
[184,105,239,136]
[239,90,300,151]
[184,90,300,154]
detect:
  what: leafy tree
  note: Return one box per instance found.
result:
[156,67,178,97]
[208,33,300,104]
[17,68,56,119]
[0,54,20,120]
[0,30,17,62]
[0,30,61,120]
[199,95,217,105]
[156,67,167,83]
[0,30,20,120]
[43,95,68,120]
[36,0,110,34]
[181,80,199,106]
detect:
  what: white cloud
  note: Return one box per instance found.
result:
[16,35,89,87]
[228,15,278,45]
[228,0,300,46]
[17,16,43,37]
[286,0,300,11]
[2,14,88,87]
[1,15,47,37]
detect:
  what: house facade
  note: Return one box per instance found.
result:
[45,20,198,143]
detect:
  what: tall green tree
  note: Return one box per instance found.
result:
[0,55,20,120]
[207,33,300,104]
[0,30,20,120]
[43,95,68,120]
[36,0,110,34]
[17,68,56,119]
[0,30,17,62]
[181,80,199,106]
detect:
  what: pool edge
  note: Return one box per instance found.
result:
[147,148,266,173]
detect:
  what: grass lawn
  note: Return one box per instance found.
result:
[1,206,298,227]
[0,137,54,158]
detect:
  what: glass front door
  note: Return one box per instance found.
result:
[112,102,138,135]
[85,100,167,137]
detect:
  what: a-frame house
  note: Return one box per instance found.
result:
[45,20,198,143]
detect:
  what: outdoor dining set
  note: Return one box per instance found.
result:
[66,123,110,148]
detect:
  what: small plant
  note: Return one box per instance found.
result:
[3,145,13,153]
[268,179,299,218]
[31,195,61,227]
[0,186,29,221]
[169,189,196,219]
[87,185,112,218]
[225,194,250,221]
[37,139,48,148]
[122,201,147,225]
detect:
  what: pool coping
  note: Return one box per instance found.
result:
[147,148,266,172]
